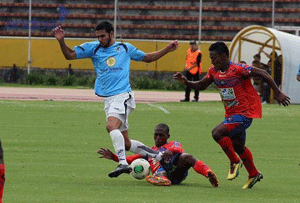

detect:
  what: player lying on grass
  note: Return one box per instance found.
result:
[174,41,290,189]
[98,123,219,187]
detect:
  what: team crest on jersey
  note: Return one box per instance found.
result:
[106,57,116,67]
[220,80,226,86]
[116,46,121,52]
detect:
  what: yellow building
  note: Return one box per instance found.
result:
[0,37,218,73]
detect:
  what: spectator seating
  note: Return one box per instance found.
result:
[1,1,300,41]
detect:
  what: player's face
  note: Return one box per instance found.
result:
[95,29,114,48]
[190,44,197,51]
[154,128,169,147]
[209,50,227,70]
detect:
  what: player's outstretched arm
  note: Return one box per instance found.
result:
[250,67,290,106]
[173,72,213,91]
[142,40,179,63]
[53,26,77,60]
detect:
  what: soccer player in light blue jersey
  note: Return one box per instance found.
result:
[53,21,179,178]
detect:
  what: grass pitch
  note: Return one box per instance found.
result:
[1,100,299,203]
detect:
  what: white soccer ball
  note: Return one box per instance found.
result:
[130,158,151,180]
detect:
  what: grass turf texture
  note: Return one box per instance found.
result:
[1,100,299,202]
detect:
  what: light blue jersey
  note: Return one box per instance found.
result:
[298,64,300,76]
[74,41,146,96]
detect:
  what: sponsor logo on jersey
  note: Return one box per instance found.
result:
[106,57,116,67]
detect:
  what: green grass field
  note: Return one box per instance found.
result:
[1,99,299,203]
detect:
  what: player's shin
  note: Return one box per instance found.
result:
[109,129,128,165]
[217,136,240,163]
[238,146,259,177]
[129,140,162,161]
[193,160,211,177]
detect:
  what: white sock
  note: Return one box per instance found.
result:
[109,129,128,165]
[129,140,163,161]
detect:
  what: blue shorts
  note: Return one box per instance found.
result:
[222,114,253,142]
[161,153,188,185]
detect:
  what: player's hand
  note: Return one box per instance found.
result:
[53,26,65,41]
[166,40,179,52]
[97,148,115,160]
[274,91,290,107]
[162,150,173,163]
[173,72,187,84]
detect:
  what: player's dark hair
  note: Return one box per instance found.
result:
[95,21,114,33]
[209,41,229,57]
[156,123,170,135]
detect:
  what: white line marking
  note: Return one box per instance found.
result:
[147,103,170,114]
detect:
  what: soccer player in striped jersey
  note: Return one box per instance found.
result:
[174,41,290,189]
[98,123,219,187]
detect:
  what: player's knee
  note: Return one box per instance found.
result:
[106,124,112,132]
[212,125,227,141]
[180,153,196,166]
[212,129,222,141]
[106,123,118,133]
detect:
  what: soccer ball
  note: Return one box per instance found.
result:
[130,158,151,180]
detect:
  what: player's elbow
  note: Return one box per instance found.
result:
[65,56,74,60]
[65,53,76,60]
[142,56,154,63]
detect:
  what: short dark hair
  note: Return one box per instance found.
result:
[189,40,197,45]
[155,123,170,135]
[95,21,114,33]
[209,41,229,57]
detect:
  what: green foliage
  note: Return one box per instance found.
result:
[14,72,218,91]
[20,73,190,91]
[61,75,76,86]
[76,76,89,86]
[44,74,58,86]
[131,76,186,91]
[25,72,44,85]
[1,100,300,202]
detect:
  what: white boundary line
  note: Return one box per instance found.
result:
[147,103,170,114]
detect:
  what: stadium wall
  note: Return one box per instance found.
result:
[0,37,215,72]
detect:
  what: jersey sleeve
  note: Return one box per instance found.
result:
[126,43,146,61]
[205,66,215,80]
[238,64,253,77]
[74,42,95,59]
[167,141,184,153]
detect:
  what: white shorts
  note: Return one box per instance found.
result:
[104,92,136,132]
